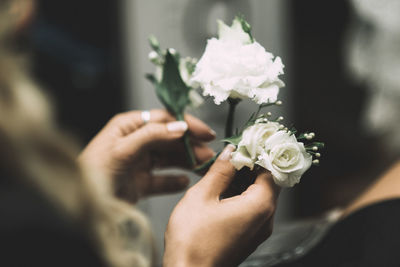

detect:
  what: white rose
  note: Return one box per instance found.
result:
[257,131,312,187]
[230,146,254,170]
[230,122,280,170]
[190,19,285,105]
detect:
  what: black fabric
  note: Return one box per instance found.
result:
[0,178,106,267]
[275,199,400,267]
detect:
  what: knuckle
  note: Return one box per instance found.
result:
[212,168,232,181]
[209,162,234,179]
[142,124,165,138]
[110,113,126,125]
[152,109,174,122]
[251,198,275,219]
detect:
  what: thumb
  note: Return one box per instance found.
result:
[199,144,237,197]
[119,121,188,156]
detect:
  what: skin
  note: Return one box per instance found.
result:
[80,108,400,266]
[164,145,280,267]
[343,160,400,217]
[78,109,216,203]
[12,1,400,265]
[79,110,281,266]
[10,2,282,265]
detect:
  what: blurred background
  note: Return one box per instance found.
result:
[26,0,399,263]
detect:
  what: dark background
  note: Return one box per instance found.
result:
[30,0,124,144]
[289,0,389,216]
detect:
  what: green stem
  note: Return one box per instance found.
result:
[193,152,220,174]
[195,98,240,173]
[177,113,197,168]
[225,98,240,139]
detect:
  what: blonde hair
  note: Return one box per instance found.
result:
[0,1,155,266]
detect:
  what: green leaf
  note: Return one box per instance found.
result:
[235,14,254,43]
[152,50,190,116]
[145,73,157,84]
[222,134,242,146]
[185,60,197,75]
[148,35,161,53]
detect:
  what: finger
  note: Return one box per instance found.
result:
[146,174,190,195]
[240,171,281,213]
[193,143,216,164]
[252,170,281,200]
[108,109,177,136]
[184,114,216,142]
[199,144,236,197]
[108,110,216,141]
[118,121,188,158]
[153,141,215,169]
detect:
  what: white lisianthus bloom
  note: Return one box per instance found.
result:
[231,122,281,170]
[191,18,285,105]
[257,131,312,187]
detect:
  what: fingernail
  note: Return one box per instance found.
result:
[219,144,236,161]
[167,121,188,132]
[209,128,217,137]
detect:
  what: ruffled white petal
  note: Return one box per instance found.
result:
[191,19,285,105]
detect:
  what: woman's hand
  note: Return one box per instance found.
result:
[78,109,216,203]
[164,145,280,267]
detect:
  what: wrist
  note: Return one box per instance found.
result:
[163,250,214,267]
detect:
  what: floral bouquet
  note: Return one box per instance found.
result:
[146,15,324,188]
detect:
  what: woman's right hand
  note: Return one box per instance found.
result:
[164,145,280,267]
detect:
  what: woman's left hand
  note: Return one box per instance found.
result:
[78,109,216,203]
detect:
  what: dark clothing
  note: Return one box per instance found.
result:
[243,199,400,267]
[2,174,400,267]
[0,178,105,267]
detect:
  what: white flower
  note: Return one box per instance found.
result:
[230,122,280,170]
[257,131,312,187]
[217,19,252,45]
[179,57,199,89]
[230,122,312,187]
[178,57,204,107]
[231,146,254,170]
[188,90,204,108]
[191,18,285,105]
[148,51,159,62]
[149,52,198,87]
